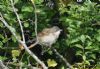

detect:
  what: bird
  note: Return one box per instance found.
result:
[37,26,62,47]
[20,26,62,50]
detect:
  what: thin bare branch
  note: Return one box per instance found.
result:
[28,41,38,49]
[0,60,9,69]
[0,13,20,41]
[3,0,39,51]
[52,48,73,69]
[21,41,38,50]
[30,0,38,41]
[0,12,48,69]
[10,0,25,42]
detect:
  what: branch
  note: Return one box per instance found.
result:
[30,0,38,41]
[0,13,48,69]
[21,41,38,50]
[0,60,9,69]
[10,0,25,42]
[52,48,73,69]
[5,0,38,51]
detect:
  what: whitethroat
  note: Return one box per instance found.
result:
[37,26,62,47]
[20,26,62,50]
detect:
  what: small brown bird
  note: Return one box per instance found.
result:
[37,26,62,47]
[20,26,62,50]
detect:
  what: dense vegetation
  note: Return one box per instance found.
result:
[0,0,100,69]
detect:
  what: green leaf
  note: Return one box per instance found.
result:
[11,35,17,42]
[2,38,8,43]
[70,38,79,44]
[0,56,7,60]
[61,66,64,69]
[85,60,90,65]
[90,54,96,59]
[95,63,100,69]
[97,30,100,34]
[67,27,76,33]
[87,41,92,46]
[83,55,86,61]
[32,32,35,37]
[12,50,20,58]
[35,0,43,4]
[24,22,29,28]
[47,59,57,67]
[76,51,83,56]
[86,35,91,40]
[85,46,93,50]
[48,50,53,55]
[0,41,3,48]
[88,59,94,62]
[85,51,92,55]
[21,6,33,12]
[95,34,100,42]
[14,0,19,4]
[19,14,24,20]
[0,22,3,27]
[80,35,86,43]
[75,44,83,49]
[0,34,4,39]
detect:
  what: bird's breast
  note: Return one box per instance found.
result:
[38,34,57,46]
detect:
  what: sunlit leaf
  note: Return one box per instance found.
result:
[48,50,53,55]
[21,6,33,12]
[24,22,29,28]
[85,46,93,50]
[90,54,96,59]
[0,34,4,39]
[95,34,100,42]
[0,56,7,60]
[35,0,43,4]
[76,51,83,56]
[47,59,57,67]
[83,55,86,61]
[75,44,83,49]
[85,60,90,65]
[12,50,20,58]
[61,66,64,69]
[80,35,86,43]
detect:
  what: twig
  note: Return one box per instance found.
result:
[30,0,38,41]
[10,0,25,42]
[0,12,48,69]
[21,41,38,50]
[28,41,38,49]
[52,48,73,69]
[19,37,38,50]
[0,60,9,69]
[0,13,20,40]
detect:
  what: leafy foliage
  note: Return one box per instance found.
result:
[0,0,100,69]
[60,0,100,68]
